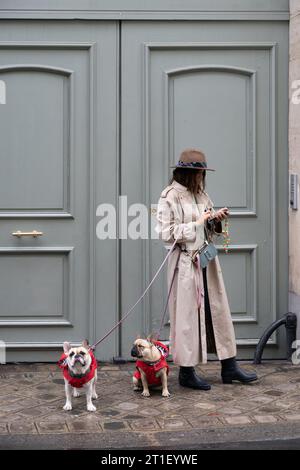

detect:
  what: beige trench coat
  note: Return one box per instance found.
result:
[156,180,236,366]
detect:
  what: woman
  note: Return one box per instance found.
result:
[156,148,257,390]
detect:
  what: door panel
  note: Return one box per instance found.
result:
[121,21,289,359]
[0,21,119,361]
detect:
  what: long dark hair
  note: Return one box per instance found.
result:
[169,168,206,194]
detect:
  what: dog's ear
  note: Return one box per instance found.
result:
[81,339,89,349]
[63,341,71,353]
[147,333,156,344]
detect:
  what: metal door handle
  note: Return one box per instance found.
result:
[12,230,43,238]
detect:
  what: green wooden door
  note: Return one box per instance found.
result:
[0,21,119,361]
[120,20,289,359]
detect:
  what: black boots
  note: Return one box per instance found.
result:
[179,366,211,390]
[178,358,257,390]
[221,357,258,384]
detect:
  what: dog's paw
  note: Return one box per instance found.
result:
[141,390,150,397]
[73,389,80,398]
[63,402,72,411]
[92,392,98,400]
[87,403,97,412]
[162,390,171,398]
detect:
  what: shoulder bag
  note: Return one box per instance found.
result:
[192,194,218,268]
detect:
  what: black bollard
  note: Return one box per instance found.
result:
[253,313,297,364]
[286,312,297,362]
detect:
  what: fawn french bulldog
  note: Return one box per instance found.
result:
[131,338,170,398]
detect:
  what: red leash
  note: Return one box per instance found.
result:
[90,236,181,351]
[153,247,181,340]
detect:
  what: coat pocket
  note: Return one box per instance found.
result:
[178,252,193,281]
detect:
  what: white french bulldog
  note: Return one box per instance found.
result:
[60,340,98,412]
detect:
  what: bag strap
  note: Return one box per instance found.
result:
[192,193,210,242]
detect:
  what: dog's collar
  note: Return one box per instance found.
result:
[142,357,162,367]
[142,342,168,366]
[143,360,160,367]
[69,367,90,379]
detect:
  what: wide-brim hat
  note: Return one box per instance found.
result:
[170,148,215,171]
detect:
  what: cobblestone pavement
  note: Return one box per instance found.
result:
[1,361,300,448]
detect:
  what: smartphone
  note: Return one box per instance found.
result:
[207,207,229,222]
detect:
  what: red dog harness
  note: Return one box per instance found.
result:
[58,351,98,388]
[134,341,169,387]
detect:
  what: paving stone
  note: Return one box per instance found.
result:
[36,421,69,434]
[38,393,61,402]
[247,395,275,404]
[258,405,287,413]
[253,415,279,424]
[0,385,21,395]
[36,380,61,388]
[231,401,258,410]
[261,374,292,385]
[16,406,54,418]
[122,414,143,420]
[187,416,223,427]
[272,382,299,391]
[116,402,139,411]
[263,389,285,397]
[102,421,128,431]
[288,393,300,400]
[194,402,216,410]
[255,366,278,374]
[280,413,300,421]
[0,394,24,405]
[177,406,210,417]
[9,421,37,434]
[6,376,47,387]
[159,413,182,420]
[52,379,65,385]
[0,376,10,382]
[67,408,90,417]
[67,420,102,433]
[272,399,295,410]
[130,419,160,431]
[159,418,191,430]
[96,409,122,418]
[156,398,190,411]
[287,402,300,412]
[36,413,69,423]
[289,378,300,384]
[217,407,244,416]
[0,398,43,413]
[139,408,162,417]
[224,415,252,425]
[0,423,8,434]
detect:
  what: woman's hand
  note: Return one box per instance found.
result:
[212,207,229,222]
[195,209,213,226]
